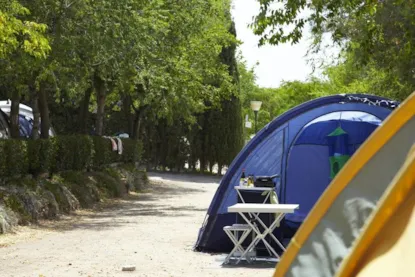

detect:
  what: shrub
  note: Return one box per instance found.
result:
[59,171,101,207]
[122,139,143,164]
[72,135,94,170]
[92,136,113,168]
[0,136,142,177]
[92,137,142,167]
[52,136,75,172]
[0,140,28,177]
[52,135,93,172]
[27,139,54,175]
[90,170,123,198]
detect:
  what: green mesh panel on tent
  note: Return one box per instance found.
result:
[327,126,350,178]
[329,155,350,178]
[328,126,347,137]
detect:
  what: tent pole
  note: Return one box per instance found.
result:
[254,111,258,133]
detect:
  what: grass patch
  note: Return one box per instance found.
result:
[44,181,62,206]
[116,164,148,191]
[89,171,124,198]
[59,171,101,207]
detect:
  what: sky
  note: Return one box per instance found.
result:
[231,0,336,88]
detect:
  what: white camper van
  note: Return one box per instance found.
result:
[0,100,56,138]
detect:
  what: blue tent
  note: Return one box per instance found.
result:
[19,115,33,138]
[194,94,399,253]
[0,110,10,139]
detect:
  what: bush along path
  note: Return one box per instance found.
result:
[0,165,148,234]
[0,136,147,234]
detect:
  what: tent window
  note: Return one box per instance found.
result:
[327,126,351,178]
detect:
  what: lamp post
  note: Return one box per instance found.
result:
[250,101,262,133]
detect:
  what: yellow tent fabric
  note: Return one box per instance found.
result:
[273,91,415,277]
[336,144,415,277]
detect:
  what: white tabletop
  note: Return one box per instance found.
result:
[234,186,274,191]
[228,203,299,214]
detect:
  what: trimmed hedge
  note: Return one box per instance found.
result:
[28,139,53,175]
[92,136,113,167]
[0,140,28,177]
[0,136,143,177]
[53,135,94,172]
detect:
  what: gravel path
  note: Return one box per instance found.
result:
[0,173,275,277]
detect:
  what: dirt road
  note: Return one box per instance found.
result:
[0,173,275,277]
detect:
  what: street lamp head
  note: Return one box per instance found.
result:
[250,101,262,112]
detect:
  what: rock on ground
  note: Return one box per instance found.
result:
[0,204,18,234]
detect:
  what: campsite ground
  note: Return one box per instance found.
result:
[0,173,275,277]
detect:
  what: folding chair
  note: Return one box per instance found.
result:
[223,224,253,264]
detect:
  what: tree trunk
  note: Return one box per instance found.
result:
[153,149,158,170]
[218,163,223,176]
[78,86,93,134]
[200,158,206,174]
[38,83,50,139]
[132,106,148,140]
[30,85,40,140]
[132,112,141,140]
[123,95,134,136]
[94,75,106,136]
[10,93,20,139]
[159,121,168,170]
[209,163,214,174]
[144,124,151,170]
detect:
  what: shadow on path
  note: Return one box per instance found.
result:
[33,179,209,233]
[213,255,277,269]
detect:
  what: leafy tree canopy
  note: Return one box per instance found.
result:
[0,0,50,59]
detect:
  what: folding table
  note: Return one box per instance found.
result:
[234,186,277,256]
[225,203,299,264]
